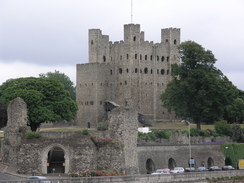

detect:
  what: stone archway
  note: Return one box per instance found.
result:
[47,146,64,173]
[146,158,155,174]
[168,158,176,170]
[42,144,70,174]
[207,157,214,168]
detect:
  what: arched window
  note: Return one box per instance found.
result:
[151,69,153,74]
[167,56,169,62]
[157,56,159,61]
[150,55,153,60]
[135,68,138,73]
[166,39,168,43]
[119,68,122,74]
[103,56,106,62]
[140,54,142,60]
[126,68,129,73]
[207,157,214,168]
[110,70,113,75]
[168,158,176,170]
[146,159,155,174]
[161,69,165,75]
[174,39,177,45]
[135,54,137,59]
[144,68,148,74]
[161,56,164,62]
[127,54,129,59]
[133,36,136,41]
[145,55,147,60]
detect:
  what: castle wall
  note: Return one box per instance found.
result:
[76,24,181,127]
[137,144,225,174]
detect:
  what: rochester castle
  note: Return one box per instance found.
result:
[1,24,229,176]
[76,24,181,127]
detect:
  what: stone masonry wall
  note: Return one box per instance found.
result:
[108,107,139,174]
[137,144,225,174]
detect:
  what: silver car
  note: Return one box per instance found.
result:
[27,176,52,183]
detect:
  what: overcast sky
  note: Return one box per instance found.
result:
[0,0,244,90]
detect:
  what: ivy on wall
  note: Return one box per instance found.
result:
[221,143,244,169]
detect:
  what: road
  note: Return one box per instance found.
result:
[0,172,25,181]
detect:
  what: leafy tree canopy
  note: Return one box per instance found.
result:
[0,101,7,128]
[0,77,78,131]
[224,89,244,123]
[161,41,238,129]
[39,70,76,101]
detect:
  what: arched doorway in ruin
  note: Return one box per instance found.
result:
[42,144,70,174]
[168,158,176,170]
[207,157,214,168]
[146,158,155,174]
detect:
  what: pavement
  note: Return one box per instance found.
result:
[0,162,65,179]
[0,162,30,178]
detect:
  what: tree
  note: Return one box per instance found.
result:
[224,89,244,123]
[161,41,238,129]
[0,101,7,128]
[0,77,78,131]
[39,70,76,101]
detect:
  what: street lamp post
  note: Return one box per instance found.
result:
[188,122,192,167]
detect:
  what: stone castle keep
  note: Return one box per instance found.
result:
[76,24,180,127]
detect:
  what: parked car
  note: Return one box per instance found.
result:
[196,166,208,172]
[151,168,170,174]
[170,167,185,173]
[208,166,222,171]
[185,167,195,172]
[222,165,235,170]
[27,176,52,183]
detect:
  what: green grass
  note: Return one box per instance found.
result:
[151,122,244,131]
[41,127,96,132]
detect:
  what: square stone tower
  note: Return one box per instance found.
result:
[76,24,180,127]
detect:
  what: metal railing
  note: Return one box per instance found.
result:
[1,170,244,183]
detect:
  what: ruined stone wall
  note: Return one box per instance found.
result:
[76,24,181,127]
[2,97,28,168]
[108,107,139,175]
[16,132,97,174]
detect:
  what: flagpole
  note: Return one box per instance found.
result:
[131,0,133,23]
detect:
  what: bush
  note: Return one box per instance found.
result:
[190,128,200,136]
[155,130,171,139]
[34,132,41,138]
[231,124,243,142]
[81,129,89,135]
[26,131,35,139]
[212,129,219,137]
[215,120,232,137]
[26,131,41,139]
[97,122,108,131]
[147,132,156,141]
